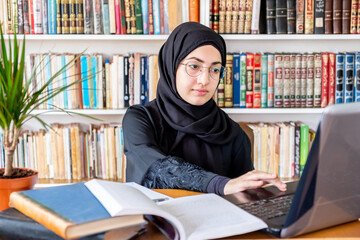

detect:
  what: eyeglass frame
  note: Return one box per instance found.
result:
[180,62,227,81]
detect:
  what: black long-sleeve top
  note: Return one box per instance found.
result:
[122,105,254,195]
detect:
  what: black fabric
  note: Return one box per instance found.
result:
[206,175,231,195]
[123,22,254,194]
[141,156,217,192]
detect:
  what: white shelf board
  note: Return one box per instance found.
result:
[6,34,360,41]
[31,108,323,116]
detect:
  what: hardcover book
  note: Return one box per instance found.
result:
[10,180,268,240]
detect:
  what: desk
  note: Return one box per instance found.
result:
[138,189,360,239]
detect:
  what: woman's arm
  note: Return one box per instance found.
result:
[123,106,217,192]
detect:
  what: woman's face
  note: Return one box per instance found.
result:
[175,45,222,106]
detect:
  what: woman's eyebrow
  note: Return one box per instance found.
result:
[185,57,222,65]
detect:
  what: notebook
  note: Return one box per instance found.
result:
[224,102,360,238]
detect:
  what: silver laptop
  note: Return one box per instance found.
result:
[224,102,360,238]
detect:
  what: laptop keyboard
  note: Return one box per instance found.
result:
[238,194,294,220]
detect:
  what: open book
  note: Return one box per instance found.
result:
[10,179,267,240]
[85,179,268,240]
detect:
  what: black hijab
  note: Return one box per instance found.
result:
[147,22,242,173]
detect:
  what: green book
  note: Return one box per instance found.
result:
[134,0,143,34]
[299,124,309,176]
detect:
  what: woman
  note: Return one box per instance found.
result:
[123,22,286,195]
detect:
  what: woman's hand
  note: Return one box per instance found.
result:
[223,170,287,195]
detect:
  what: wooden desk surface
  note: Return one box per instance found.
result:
[138,189,360,240]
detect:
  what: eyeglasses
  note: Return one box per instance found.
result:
[180,61,226,81]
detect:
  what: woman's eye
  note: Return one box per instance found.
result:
[189,64,200,70]
[211,68,220,73]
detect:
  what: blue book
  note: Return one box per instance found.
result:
[101,0,110,34]
[61,55,69,109]
[344,53,355,103]
[141,0,149,34]
[355,52,360,102]
[44,55,53,109]
[81,56,90,109]
[9,181,145,239]
[0,133,4,168]
[335,53,345,104]
[92,56,98,109]
[140,55,148,105]
[47,0,57,34]
[232,53,240,108]
[152,0,161,34]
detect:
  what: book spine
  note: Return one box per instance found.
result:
[140,55,148,105]
[304,0,314,34]
[287,0,296,33]
[267,53,275,107]
[124,56,130,107]
[274,54,283,107]
[232,53,241,108]
[328,53,336,105]
[293,123,301,178]
[356,52,360,102]
[244,0,253,33]
[141,0,148,34]
[69,0,76,33]
[102,0,110,34]
[299,124,309,176]
[189,0,200,22]
[333,0,342,34]
[81,55,90,109]
[213,0,220,33]
[42,0,48,34]
[18,0,24,33]
[246,53,254,108]
[321,52,329,108]
[23,0,30,33]
[114,0,121,34]
[217,76,225,107]
[147,0,154,34]
[75,0,84,33]
[261,54,268,108]
[237,0,245,33]
[119,0,126,33]
[33,0,43,34]
[219,0,225,33]
[283,54,291,107]
[135,0,143,34]
[306,53,314,107]
[240,53,247,108]
[152,0,160,34]
[29,0,35,34]
[344,53,355,103]
[253,53,262,108]
[225,54,234,107]
[108,0,116,33]
[266,0,276,34]
[251,0,261,34]
[84,0,94,34]
[276,0,287,34]
[61,0,70,33]
[314,0,325,34]
[335,53,345,104]
[290,54,296,107]
[92,56,98,108]
[350,0,358,33]
[313,53,322,107]
[324,0,333,33]
[93,0,102,34]
[231,0,239,33]
[295,54,302,107]
[12,0,19,34]
[300,54,307,107]
[342,0,351,33]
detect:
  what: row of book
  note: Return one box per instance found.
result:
[0,0,176,35]
[218,52,360,109]
[25,51,360,111]
[240,122,315,179]
[0,121,314,180]
[24,53,159,110]
[0,123,126,180]
[210,0,360,34]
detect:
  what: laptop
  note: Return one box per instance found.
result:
[223,102,360,238]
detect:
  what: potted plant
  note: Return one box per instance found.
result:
[0,27,88,210]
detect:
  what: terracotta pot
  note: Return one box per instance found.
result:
[0,168,38,211]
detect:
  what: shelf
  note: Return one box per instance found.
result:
[6,34,360,41]
[31,108,324,116]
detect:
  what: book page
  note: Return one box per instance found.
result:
[85,180,187,239]
[158,194,268,240]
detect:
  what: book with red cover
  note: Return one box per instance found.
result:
[321,53,329,108]
[246,53,255,108]
[253,53,262,108]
